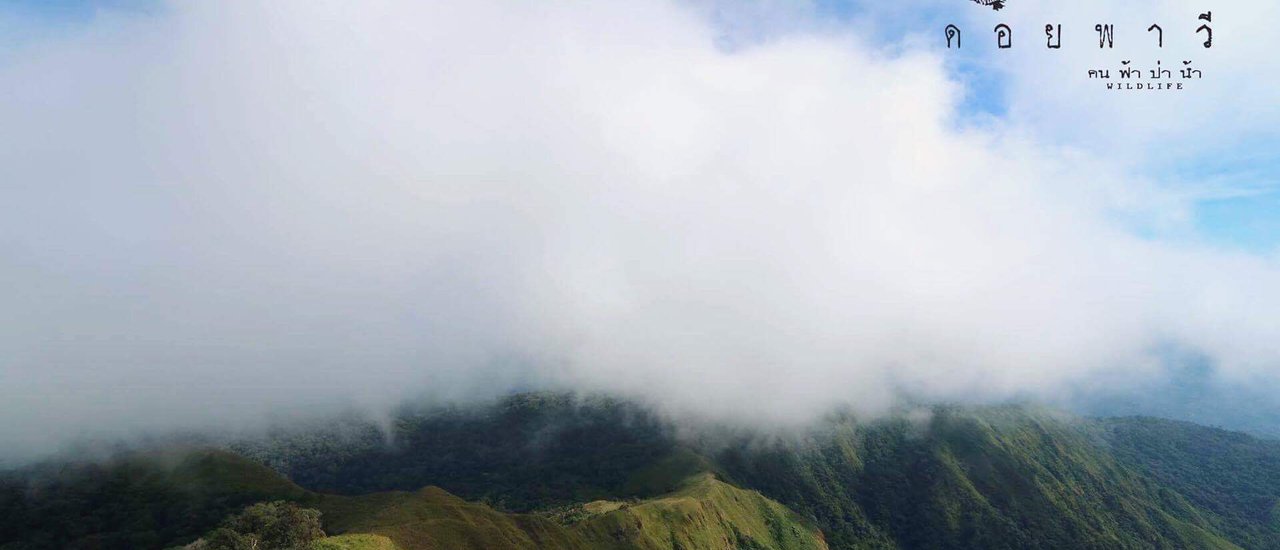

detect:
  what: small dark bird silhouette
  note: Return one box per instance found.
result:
[971,0,1006,10]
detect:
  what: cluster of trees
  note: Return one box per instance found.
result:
[189,501,324,550]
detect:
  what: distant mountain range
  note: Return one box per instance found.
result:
[3,393,1280,549]
[1073,358,1280,440]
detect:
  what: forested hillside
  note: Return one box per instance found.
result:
[3,394,1279,549]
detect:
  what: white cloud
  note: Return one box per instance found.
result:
[944,0,1280,191]
[2,0,1279,459]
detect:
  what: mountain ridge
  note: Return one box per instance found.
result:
[4,395,1280,549]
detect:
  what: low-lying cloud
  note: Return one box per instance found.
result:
[2,0,1279,461]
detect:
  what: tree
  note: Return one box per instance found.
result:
[203,501,324,550]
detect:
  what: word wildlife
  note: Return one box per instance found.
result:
[945,12,1214,91]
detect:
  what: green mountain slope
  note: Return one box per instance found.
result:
[716,406,1241,549]
[566,473,827,550]
[0,448,305,549]
[5,395,1280,550]
[0,443,824,550]
[313,485,587,550]
[235,393,679,510]
[314,473,826,550]
[1098,416,1280,549]
[310,534,401,550]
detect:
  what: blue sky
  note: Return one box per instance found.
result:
[1197,192,1280,250]
[1,0,150,19]
[809,0,1280,253]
